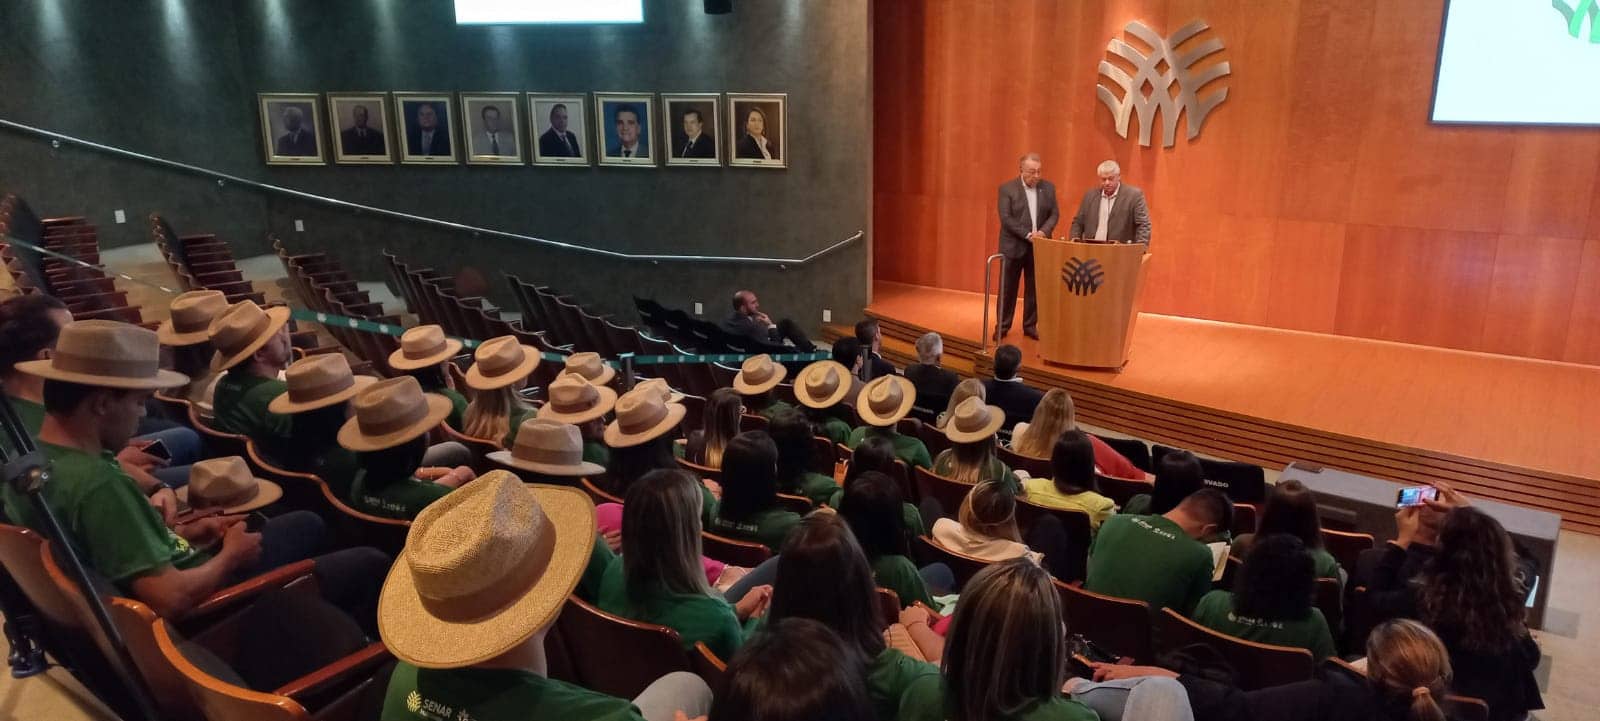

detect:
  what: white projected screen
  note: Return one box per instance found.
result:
[454,0,644,24]
[1432,0,1600,125]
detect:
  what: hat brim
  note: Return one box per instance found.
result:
[943,404,1008,444]
[156,321,211,347]
[14,359,189,391]
[603,402,687,448]
[855,376,917,427]
[267,374,379,415]
[487,451,606,478]
[378,484,595,669]
[465,346,540,390]
[794,361,853,409]
[176,478,284,515]
[210,306,293,372]
[535,385,618,425]
[732,364,788,396]
[563,365,617,388]
[337,393,454,452]
[387,338,465,371]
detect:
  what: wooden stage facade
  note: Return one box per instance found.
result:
[828,282,1600,534]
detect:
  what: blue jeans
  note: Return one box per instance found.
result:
[723,555,781,603]
[632,671,713,721]
[1067,676,1195,721]
[919,562,956,596]
[133,426,203,488]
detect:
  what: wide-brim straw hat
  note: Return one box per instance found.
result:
[487,418,606,477]
[387,324,463,371]
[464,335,540,391]
[536,374,617,425]
[603,386,686,448]
[633,377,685,404]
[732,353,787,395]
[943,396,1007,444]
[337,376,454,452]
[268,353,379,415]
[794,360,852,409]
[175,456,283,514]
[855,375,917,427]
[156,290,229,347]
[562,352,616,386]
[16,320,189,390]
[378,472,595,669]
[209,301,292,372]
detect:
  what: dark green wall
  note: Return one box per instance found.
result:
[0,0,869,329]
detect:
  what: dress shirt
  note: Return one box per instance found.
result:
[1094,186,1120,241]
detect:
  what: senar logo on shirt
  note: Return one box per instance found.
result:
[1131,517,1177,541]
[404,690,471,721]
[1226,611,1287,631]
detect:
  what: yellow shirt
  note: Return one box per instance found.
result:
[1020,478,1116,530]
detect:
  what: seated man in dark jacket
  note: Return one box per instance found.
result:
[853,318,897,381]
[982,344,1043,430]
[904,331,958,414]
[719,289,815,351]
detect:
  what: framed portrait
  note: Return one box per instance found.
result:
[326,92,393,164]
[661,94,721,167]
[460,93,523,165]
[393,93,458,164]
[594,92,656,167]
[727,93,787,169]
[527,93,589,166]
[257,93,325,165]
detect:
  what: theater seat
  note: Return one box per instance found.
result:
[1054,579,1153,663]
[1155,607,1313,690]
[554,595,691,700]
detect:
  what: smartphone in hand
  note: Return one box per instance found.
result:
[1395,486,1438,508]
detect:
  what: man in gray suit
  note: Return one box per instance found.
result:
[995,152,1059,341]
[1068,160,1153,244]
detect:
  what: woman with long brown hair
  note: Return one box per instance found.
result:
[687,387,742,467]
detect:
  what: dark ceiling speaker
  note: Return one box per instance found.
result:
[704,0,732,14]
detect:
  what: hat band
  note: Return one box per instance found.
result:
[403,339,448,360]
[193,482,259,510]
[217,311,270,353]
[515,444,583,468]
[288,374,354,404]
[172,312,212,334]
[480,351,527,378]
[745,367,774,385]
[619,404,667,434]
[360,401,426,437]
[549,395,598,415]
[416,506,557,622]
[51,349,160,380]
[870,394,902,415]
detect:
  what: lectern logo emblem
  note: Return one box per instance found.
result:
[1097,20,1232,148]
[1062,258,1105,296]
[1554,0,1599,41]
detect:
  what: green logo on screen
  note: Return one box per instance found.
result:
[1555,0,1600,41]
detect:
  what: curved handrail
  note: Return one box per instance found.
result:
[0,117,862,267]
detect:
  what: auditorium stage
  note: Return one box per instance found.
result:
[835,282,1600,534]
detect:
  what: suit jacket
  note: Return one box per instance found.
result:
[274,130,317,157]
[539,128,582,157]
[608,139,648,158]
[720,312,775,345]
[983,377,1045,430]
[1068,185,1152,244]
[905,363,959,411]
[735,133,778,160]
[339,126,386,156]
[859,352,897,382]
[473,130,515,157]
[407,127,451,157]
[678,134,715,158]
[997,178,1060,259]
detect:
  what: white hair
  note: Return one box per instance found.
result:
[1097,160,1121,176]
[1019,152,1042,168]
[915,332,943,364]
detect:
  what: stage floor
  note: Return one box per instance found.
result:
[854,281,1600,533]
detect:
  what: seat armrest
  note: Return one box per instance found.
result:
[182,559,317,621]
[275,641,393,700]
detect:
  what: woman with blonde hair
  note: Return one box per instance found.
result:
[933,397,1021,492]
[1011,388,1145,479]
[687,387,742,467]
[936,378,986,429]
[461,336,539,447]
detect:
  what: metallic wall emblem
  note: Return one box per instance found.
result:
[1062,257,1106,296]
[1554,0,1600,41]
[1097,20,1232,148]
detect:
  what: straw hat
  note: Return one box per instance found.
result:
[603,386,687,448]
[378,471,595,669]
[561,352,616,386]
[208,300,292,372]
[632,377,685,404]
[464,336,540,391]
[337,376,454,452]
[488,419,606,478]
[176,456,282,514]
[855,375,917,427]
[267,353,379,415]
[16,320,189,390]
[156,290,228,347]
[942,396,1007,443]
[793,360,852,409]
[536,374,617,425]
[732,354,787,395]
[387,324,463,371]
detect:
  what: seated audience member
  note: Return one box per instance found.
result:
[732,354,793,420]
[830,337,868,401]
[379,472,712,721]
[387,324,468,430]
[265,354,376,498]
[846,376,932,469]
[930,481,1046,566]
[1021,431,1117,529]
[604,386,690,493]
[1231,479,1341,582]
[562,351,617,388]
[709,432,802,552]
[768,407,837,506]
[854,318,897,381]
[905,332,959,415]
[708,618,873,721]
[933,397,1022,493]
[208,300,294,450]
[339,377,474,520]
[462,335,540,447]
[1122,448,1206,516]
[828,436,927,537]
[686,387,742,466]
[981,343,1043,430]
[935,377,986,429]
[598,469,771,660]
[1367,505,1543,721]
[839,471,947,608]
[719,289,816,351]
[793,359,855,445]
[536,372,618,468]
[1085,488,1232,615]
[1011,388,1144,479]
[155,289,229,418]
[488,418,607,484]
[1191,534,1336,659]
[768,514,947,692]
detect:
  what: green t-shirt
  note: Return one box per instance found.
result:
[1234,534,1342,582]
[583,440,611,469]
[383,663,644,721]
[817,415,852,445]
[0,442,207,586]
[212,370,292,444]
[1122,493,1152,516]
[307,445,362,502]
[1085,514,1213,615]
[1191,589,1337,660]
[784,471,839,507]
[1020,478,1116,530]
[348,468,451,520]
[872,554,937,608]
[577,533,616,604]
[826,489,927,542]
[846,426,934,470]
[437,387,469,431]
[898,683,1099,721]
[932,450,1022,495]
[0,395,44,457]
[708,506,802,553]
[754,399,796,421]
[867,648,941,721]
[595,561,752,660]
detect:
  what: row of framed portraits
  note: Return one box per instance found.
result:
[257,91,788,169]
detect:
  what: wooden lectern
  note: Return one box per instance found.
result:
[1033,239,1151,369]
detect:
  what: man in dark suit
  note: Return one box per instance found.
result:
[905,332,959,414]
[720,290,815,351]
[854,319,896,381]
[274,106,317,157]
[339,105,386,156]
[677,108,715,158]
[982,344,1044,431]
[538,103,582,158]
[607,106,647,158]
[995,153,1059,340]
[406,102,450,157]
[1067,160,1153,245]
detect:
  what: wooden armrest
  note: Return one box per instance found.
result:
[275,641,392,700]
[183,559,317,621]
[179,233,218,242]
[41,216,88,226]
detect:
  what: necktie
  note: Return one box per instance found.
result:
[561,133,574,155]
[623,148,632,158]
[491,133,500,155]
[682,139,692,156]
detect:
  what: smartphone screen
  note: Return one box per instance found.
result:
[1396,485,1438,508]
[143,439,172,461]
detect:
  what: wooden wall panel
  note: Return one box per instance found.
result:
[873,0,1600,364]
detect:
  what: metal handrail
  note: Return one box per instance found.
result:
[980,253,1004,355]
[0,117,861,267]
